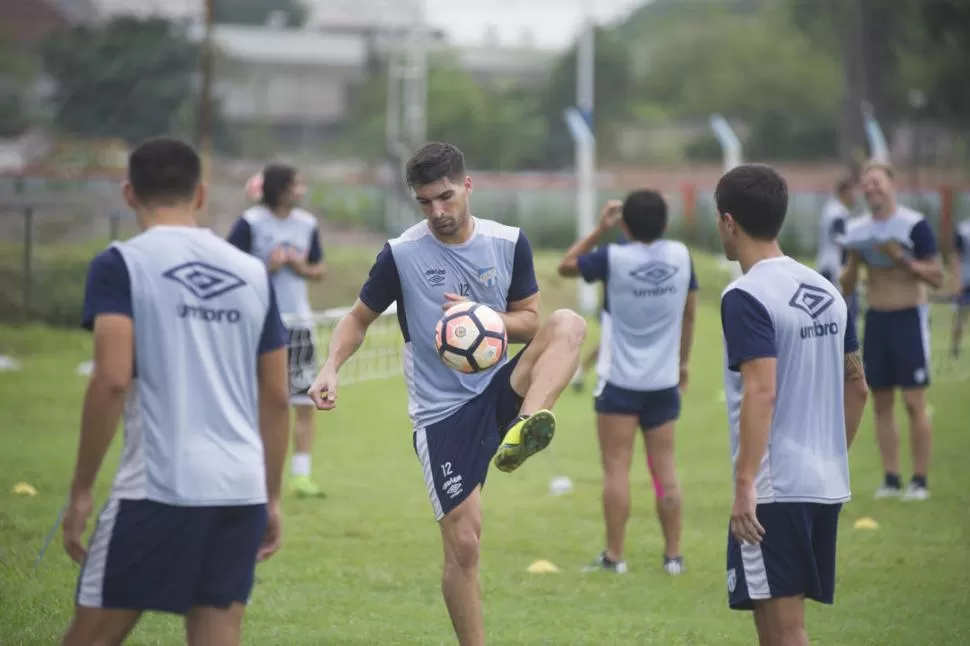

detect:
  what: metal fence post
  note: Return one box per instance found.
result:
[23,206,33,310]
[109,211,121,241]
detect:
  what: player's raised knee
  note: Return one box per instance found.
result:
[544,308,587,344]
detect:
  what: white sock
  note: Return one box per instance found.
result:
[292,453,311,477]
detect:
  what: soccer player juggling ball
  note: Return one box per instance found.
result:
[307,142,586,646]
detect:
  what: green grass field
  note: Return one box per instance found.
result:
[1,248,969,645]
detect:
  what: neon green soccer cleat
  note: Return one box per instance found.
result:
[290,476,326,498]
[494,410,556,473]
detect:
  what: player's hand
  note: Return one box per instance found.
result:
[597,200,623,232]
[267,247,288,273]
[62,488,93,565]
[442,293,469,311]
[307,365,338,410]
[257,499,282,562]
[730,484,765,545]
[678,365,689,393]
[877,241,906,263]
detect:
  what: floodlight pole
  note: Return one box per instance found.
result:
[574,2,597,316]
[709,114,742,173]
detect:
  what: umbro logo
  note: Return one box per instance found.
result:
[630,261,679,286]
[788,283,835,320]
[162,261,247,300]
[425,267,446,287]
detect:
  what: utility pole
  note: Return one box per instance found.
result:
[199,0,215,221]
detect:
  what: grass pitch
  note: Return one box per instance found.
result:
[1,248,969,645]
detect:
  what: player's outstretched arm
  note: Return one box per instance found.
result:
[307,300,382,409]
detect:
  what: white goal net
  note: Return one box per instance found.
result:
[282,304,404,387]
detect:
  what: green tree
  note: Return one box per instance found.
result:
[0,36,34,136]
[213,0,308,27]
[41,17,233,150]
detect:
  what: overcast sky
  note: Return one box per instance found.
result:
[423,0,650,49]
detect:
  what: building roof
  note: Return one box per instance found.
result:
[186,23,368,68]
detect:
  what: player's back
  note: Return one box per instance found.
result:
[722,257,850,503]
[601,239,693,390]
[106,226,273,505]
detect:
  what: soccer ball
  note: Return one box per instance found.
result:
[434,302,507,374]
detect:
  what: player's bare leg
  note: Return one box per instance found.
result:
[644,421,683,573]
[952,306,967,358]
[901,387,932,500]
[509,309,587,414]
[571,345,600,392]
[752,596,808,646]
[61,607,141,646]
[497,310,586,472]
[186,604,246,646]
[291,404,324,497]
[438,488,485,646]
[872,389,901,497]
[595,413,637,566]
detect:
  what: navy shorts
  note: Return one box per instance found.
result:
[76,499,267,615]
[594,382,681,430]
[726,502,841,611]
[413,349,525,521]
[863,306,931,390]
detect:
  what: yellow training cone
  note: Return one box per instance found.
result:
[13,482,37,496]
[853,517,879,530]
[527,560,561,574]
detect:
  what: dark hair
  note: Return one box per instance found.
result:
[622,189,667,243]
[127,136,200,206]
[261,163,297,209]
[405,142,465,188]
[715,164,789,241]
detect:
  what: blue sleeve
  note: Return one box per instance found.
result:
[81,247,132,331]
[307,227,324,263]
[508,230,539,302]
[844,306,859,354]
[720,289,777,372]
[688,256,698,291]
[831,218,846,239]
[577,247,609,284]
[359,243,401,313]
[258,280,288,354]
[226,217,253,253]
[910,219,937,259]
[955,233,965,254]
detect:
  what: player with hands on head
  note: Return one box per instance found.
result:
[558,191,697,576]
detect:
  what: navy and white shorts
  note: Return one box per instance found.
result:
[286,325,318,405]
[726,502,841,611]
[413,349,525,521]
[863,306,931,390]
[76,499,267,615]
[593,382,681,430]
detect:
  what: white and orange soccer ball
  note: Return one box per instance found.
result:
[434,302,507,374]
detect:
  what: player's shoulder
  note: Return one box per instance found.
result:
[846,213,872,231]
[475,217,520,244]
[241,204,271,224]
[959,219,970,237]
[388,220,433,248]
[289,208,318,228]
[894,205,926,228]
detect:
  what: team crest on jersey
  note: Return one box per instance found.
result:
[425,268,446,286]
[476,266,498,287]
[162,261,247,300]
[788,283,835,319]
[630,261,678,285]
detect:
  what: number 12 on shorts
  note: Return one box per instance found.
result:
[440,462,454,477]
